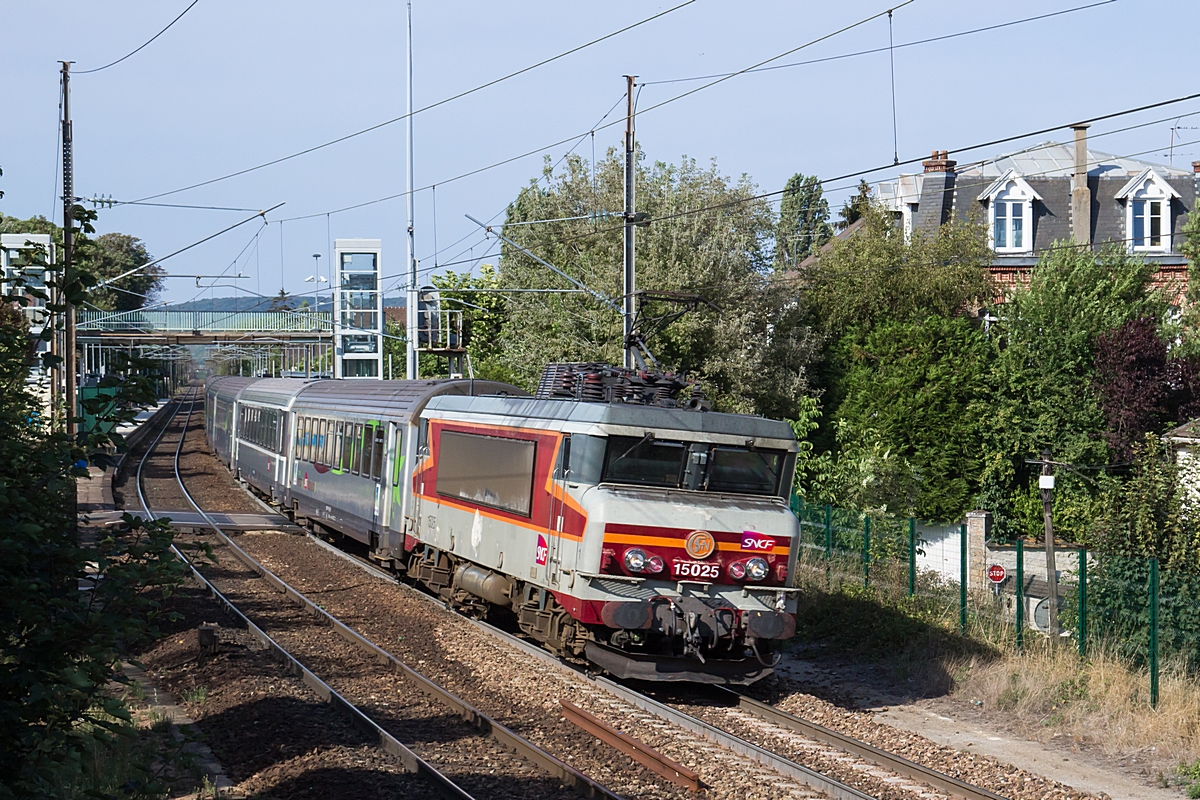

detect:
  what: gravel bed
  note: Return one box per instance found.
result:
[749,685,1098,800]
[136,579,444,799]
[113,398,191,512]
[177,400,268,515]
[236,531,831,800]
[178,532,582,800]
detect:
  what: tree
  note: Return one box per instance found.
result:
[494,151,819,418]
[0,204,192,795]
[828,315,991,521]
[1093,317,1170,462]
[801,202,992,338]
[0,216,163,311]
[774,173,831,268]
[979,244,1166,541]
[836,179,873,231]
[432,264,516,383]
[86,233,163,311]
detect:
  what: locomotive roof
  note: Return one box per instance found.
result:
[424,395,797,443]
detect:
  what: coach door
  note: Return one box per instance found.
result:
[545,435,571,586]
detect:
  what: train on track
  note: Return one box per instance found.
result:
[204,364,801,683]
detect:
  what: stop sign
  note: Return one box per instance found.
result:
[987,564,1007,584]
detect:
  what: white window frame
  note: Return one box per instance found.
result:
[1116,168,1180,254]
[978,170,1039,255]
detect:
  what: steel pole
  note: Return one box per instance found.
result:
[1016,539,1024,651]
[1149,557,1159,708]
[959,523,968,635]
[404,1,418,380]
[622,74,636,369]
[61,61,77,438]
[1078,547,1087,659]
[908,517,916,597]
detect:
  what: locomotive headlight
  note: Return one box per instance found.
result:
[746,557,769,581]
[728,560,747,580]
[646,555,665,573]
[623,548,648,572]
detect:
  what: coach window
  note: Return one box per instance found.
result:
[357,425,371,477]
[392,430,404,486]
[325,420,336,466]
[333,421,344,469]
[342,423,354,472]
[351,423,363,474]
[316,422,331,465]
[436,430,536,516]
[371,426,385,481]
[304,417,314,462]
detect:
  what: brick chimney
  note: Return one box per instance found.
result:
[922,150,956,173]
[1071,125,1092,246]
[914,150,957,230]
[1193,160,1200,174]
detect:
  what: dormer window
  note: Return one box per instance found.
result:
[1116,167,1180,253]
[993,200,1025,250]
[1131,199,1165,250]
[978,169,1040,254]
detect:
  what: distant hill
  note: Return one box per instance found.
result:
[167,294,407,312]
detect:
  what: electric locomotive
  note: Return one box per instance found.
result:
[205,365,800,684]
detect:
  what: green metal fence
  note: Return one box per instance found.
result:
[789,495,1198,708]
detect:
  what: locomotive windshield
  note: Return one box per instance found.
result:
[601,435,784,496]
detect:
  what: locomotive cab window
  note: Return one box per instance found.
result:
[706,446,784,495]
[601,435,786,496]
[436,430,535,516]
[602,435,685,488]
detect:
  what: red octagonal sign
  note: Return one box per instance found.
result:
[987,564,1007,584]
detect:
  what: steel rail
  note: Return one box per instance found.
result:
[559,700,701,792]
[133,391,475,800]
[272,516,885,800]
[467,617,877,800]
[197,394,1004,800]
[714,688,1009,800]
[149,393,625,800]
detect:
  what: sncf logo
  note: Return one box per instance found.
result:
[535,534,548,566]
[741,531,775,552]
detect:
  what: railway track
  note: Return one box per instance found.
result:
[132,391,624,800]
[136,388,1054,800]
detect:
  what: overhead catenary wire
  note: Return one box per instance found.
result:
[640,0,1118,86]
[92,203,282,290]
[127,1,699,204]
[215,3,918,226]
[76,0,201,74]
[638,91,1200,229]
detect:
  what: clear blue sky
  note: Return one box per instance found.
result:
[2,0,1197,306]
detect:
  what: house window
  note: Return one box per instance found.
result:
[1131,199,1165,250]
[993,201,1026,251]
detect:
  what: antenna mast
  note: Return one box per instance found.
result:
[622,75,637,370]
[404,1,418,379]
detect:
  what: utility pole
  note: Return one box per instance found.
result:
[622,74,637,370]
[61,61,77,438]
[404,1,419,380]
[1040,448,1060,637]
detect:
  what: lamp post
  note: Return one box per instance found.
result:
[311,253,323,309]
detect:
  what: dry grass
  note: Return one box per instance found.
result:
[792,557,1200,784]
[952,641,1200,769]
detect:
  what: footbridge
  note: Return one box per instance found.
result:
[77,308,334,378]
